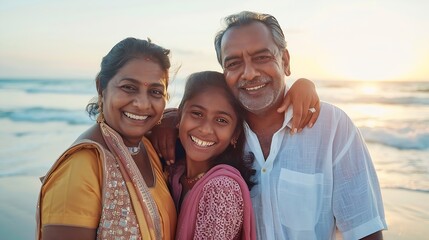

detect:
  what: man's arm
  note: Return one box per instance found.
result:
[277,78,320,134]
[149,78,321,162]
[146,108,179,165]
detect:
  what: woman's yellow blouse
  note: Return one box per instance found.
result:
[41,138,176,239]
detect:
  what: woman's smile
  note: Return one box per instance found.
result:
[124,111,149,120]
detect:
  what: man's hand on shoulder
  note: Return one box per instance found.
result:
[146,108,179,165]
[277,78,320,134]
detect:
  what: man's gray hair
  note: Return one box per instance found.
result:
[214,11,287,66]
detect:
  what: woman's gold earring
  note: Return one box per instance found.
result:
[96,95,105,123]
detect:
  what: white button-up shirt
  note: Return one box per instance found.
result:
[245,102,387,240]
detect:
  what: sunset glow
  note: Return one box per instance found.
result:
[0,1,428,82]
[359,84,379,95]
[291,2,428,82]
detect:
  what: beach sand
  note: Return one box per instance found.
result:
[0,176,428,239]
[381,188,429,239]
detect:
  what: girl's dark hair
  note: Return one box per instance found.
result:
[178,71,255,190]
[86,37,171,117]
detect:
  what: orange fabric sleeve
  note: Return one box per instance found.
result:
[41,148,102,228]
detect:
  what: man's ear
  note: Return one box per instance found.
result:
[282,49,291,76]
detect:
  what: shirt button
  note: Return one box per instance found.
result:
[262,168,266,173]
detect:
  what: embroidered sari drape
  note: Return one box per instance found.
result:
[99,122,162,239]
[36,123,169,240]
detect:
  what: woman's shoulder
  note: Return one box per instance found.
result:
[65,147,99,162]
[41,144,103,188]
[61,140,104,163]
[74,124,105,145]
[52,145,102,176]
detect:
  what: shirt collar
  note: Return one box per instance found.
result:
[284,107,293,130]
[280,86,293,130]
[244,107,293,137]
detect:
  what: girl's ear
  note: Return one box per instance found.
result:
[230,128,241,148]
[230,138,237,149]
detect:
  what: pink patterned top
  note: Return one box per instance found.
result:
[170,163,256,240]
[194,176,244,239]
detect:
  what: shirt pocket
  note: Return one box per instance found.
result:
[277,168,323,230]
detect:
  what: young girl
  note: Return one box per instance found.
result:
[169,71,256,239]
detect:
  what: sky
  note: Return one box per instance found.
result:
[1,0,428,82]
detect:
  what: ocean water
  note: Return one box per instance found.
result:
[316,80,429,193]
[0,78,428,238]
[1,78,428,192]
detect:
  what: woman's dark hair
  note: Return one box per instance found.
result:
[178,71,255,190]
[86,37,171,117]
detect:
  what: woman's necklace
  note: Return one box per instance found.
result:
[127,142,142,156]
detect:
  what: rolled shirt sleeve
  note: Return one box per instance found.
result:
[332,111,387,239]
